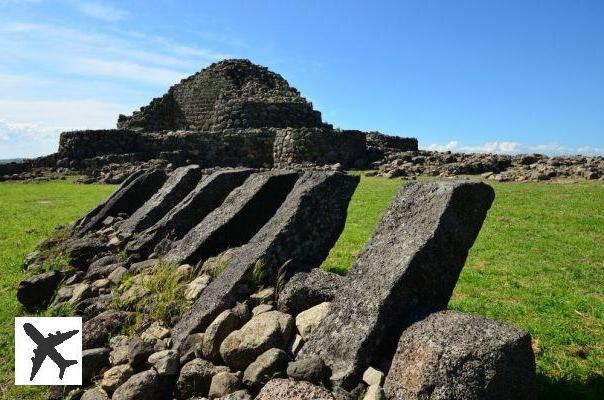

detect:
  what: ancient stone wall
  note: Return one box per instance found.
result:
[273,128,366,168]
[366,132,418,152]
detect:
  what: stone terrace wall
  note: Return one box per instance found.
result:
[366,132,418,152]
[273,128,367,168]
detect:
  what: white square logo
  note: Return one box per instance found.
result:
[15,317,82,385]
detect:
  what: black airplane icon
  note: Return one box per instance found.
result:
[23,322,79,381]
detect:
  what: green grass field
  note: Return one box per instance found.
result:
[0,176,602,399]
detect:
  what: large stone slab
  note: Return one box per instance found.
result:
[125,168,253,257]
[117,165,203,238]
[164,170,300,266]
[299,180,495,389]
[74,169,167,236]
[383,310,537,400]
[171,171,359,349]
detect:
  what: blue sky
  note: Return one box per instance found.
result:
[0,0,603,158]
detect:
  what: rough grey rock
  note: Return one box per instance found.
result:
[201,309,242,362]
[363,385,386,400]
[83,311,131,349]
[82,347,110,384]
[118,165,202,237]
[62,237,107,270]
[100,364,134,393]
[255,378,334,399]
[176,358,230,399]
[75,168,167,235]
[111,369,162,400]
[128,335,155,367]
[286,356,329,385]
[383,311,537,400]
[80,387,109,400]
[109,335,130,366]
[148,349,179,376]
[219,310,294,371]
[126,168,253,257]
[299,180,495,389]
[218,389,253,400]
[243,348,289,388]
[277,268,344,315]
[185,274,212,301]
[295,301,331,341]
[85,261,126,281]
[17,270,62,310]
[172,171,358,349]
[208,371,242,399]
[165,170,299,265]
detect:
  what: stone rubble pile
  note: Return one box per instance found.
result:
[17,166,537,399]
[370,150,604,181]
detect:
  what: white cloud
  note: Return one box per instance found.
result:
[427,140,604,156]
[75,1,129,22]
[72,58,189,86]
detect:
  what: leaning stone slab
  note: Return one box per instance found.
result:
[75,169,167,236]
[17,270,63,310]
[117,165,203,238]
[299,180,495,389]
[383,310,537,400]
[164,170,300,266]
[126,168,254,257]
[171,171,359,349]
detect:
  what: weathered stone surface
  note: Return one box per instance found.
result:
[219,310,294,371]
[75,168,167,235]
[185,274,212,301]
[300,180,495,388]
[83,311,131,349]
[208,371,242,399]
[141,321,171,341]
[286,356,329,385]
[126,168,253,256]
[277,268,344,315]
[165,170,300,265]
[363,385,386,400]
[255,378,334,400]
[176,358,229,399]
[362,367,384,387]
[17,270,62,310]
[82,347,110,384]
[62,237,107,270]
[100,364,134,393]
[85,261,126,280]
[109,335,130,366]
[117,165,203,237]
[148,349,179,376]
[112,369,162,400]
[218,389,253,400]
[201,309,242,362]
[383,311,537,400]
[295,302,330,341]
[172,171,358,348]
[128,335,155,367]
[243,348,289,388]
[80,387,109,400]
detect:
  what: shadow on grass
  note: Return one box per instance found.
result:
[538,373,604,400]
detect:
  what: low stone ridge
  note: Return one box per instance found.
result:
[171,171,359,348]
[383,310,537,400]
[16,168,538,399]
[299,180,495,389]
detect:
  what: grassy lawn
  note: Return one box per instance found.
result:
[322,175,603,400]
[0,180,116,399]
[0,176,602,399]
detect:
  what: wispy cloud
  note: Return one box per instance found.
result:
[427,140,604,156]
[74,1,129,22]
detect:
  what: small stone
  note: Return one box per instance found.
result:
[128,336,155,367]
[252,304,273,316]
[100,364,134,393]
[148,350,179,376]
[80,387,109,400]
[177,358,230,399]
[208,371,242,399]
[176,264,194,280]
[249,287,274,305]
[82,347,110,384]
[185,274,211,301]
[295,302,330,340]
[17,271,62,310]
[112,369,161,400]
[141,321,171,341]
[243,348,289,388]
[362,367,384,387]
[108,236,121,248]
[363,385,386,400]
[108,266,128,284]
[202,310,241,361]
[92,278,111,289]
[287,334,304,357]
[287,356,329,385]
